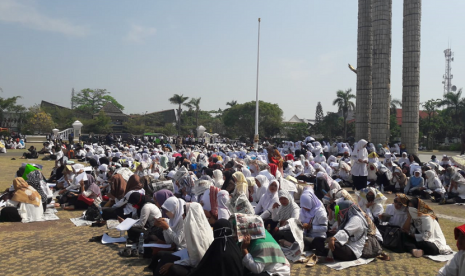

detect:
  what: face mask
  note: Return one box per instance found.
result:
[408,207,419,219]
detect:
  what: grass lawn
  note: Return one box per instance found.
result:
[0,152,462,276]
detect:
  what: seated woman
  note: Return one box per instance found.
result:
[1,177,44,223]
[201,185,221,225]
[401,197,452,257]
[442,166,465,204]
[404,169,424,196]
[326,200,369,261]
[105,173,128,207]
[21,146,38,159]
[152,202,214,276]
[212,169,224,188]
[300,189,327,257]
[253,175,269,203]
[118,192,162,243]
[153,189,174,218]
[217,190,232,220]
[254,180,279,220]
[389,167,407,193]
[438,224,465,276]
[103,174,145,219]
[240,231,290,276]
[421,170,446,202]
[189,219,244,276]
[314,171,332,200]
[270,190,301,244]
[380,193,409,228]
[25,167,49,212]
[358,187,387,223]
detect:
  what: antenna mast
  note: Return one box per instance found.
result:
[442,47,454,95]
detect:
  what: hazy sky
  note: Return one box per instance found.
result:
[1,0,464,120]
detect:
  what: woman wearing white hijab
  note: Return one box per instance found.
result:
[351,139,369,191]
[212,169,224,188]
[160,197,187,250]
[154,202,214,276]
[217,190,232,220]
[254,180,279,220]
[422,170,446,202]
[254,175,270,203]
[300,189,327,256]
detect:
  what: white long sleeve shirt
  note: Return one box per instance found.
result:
[333,216,367,258]
[242,253,290,276]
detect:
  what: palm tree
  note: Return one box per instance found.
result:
[187,97,201,128]
[169,94,189,134]
[437,89,464,122]
[332,88,356,138]
[226,100,237,107]
[390,98,402,116]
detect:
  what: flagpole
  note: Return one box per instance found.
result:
[254,18,261,150]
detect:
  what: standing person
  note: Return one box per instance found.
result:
[68,132,74,145]
[351,139,369,191]
[461,128,465,156]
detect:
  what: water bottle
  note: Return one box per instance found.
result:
[381,184,384,193]
[138,233,144,254]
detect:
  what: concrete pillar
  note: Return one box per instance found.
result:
[356,0,373,141]
[402,0,421,155]
[371,0,392,146]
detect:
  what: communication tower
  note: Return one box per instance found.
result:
[442,48,456,95]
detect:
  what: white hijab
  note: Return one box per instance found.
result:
[257,180,279,211]
[254,175,270,201]
[184,202,214,267]
[217,190,232,220]
[162,197,185,229]
[212,169,224,188]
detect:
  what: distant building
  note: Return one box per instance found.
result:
[145,109,178,124]
[395,108,428,125]
[94,102,129,132]
[0,111,26,132]
[285,115,316,125]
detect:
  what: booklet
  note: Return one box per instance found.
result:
[116,218,139,231]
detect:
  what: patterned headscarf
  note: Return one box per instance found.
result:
[26,170,47,203]
[12,177,41,207]
[276,190,300,221]
[415,198,437,220]
[337,200,368,242]
[395,193,409,206]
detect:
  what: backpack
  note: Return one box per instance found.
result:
[84,204,102,221]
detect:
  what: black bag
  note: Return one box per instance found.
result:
[361,235,383,258]
[382,226,403,253]
[84,204,102,221]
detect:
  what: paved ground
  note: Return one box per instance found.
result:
[0,146,463,276]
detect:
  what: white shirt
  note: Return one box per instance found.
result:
[333,216,367,258]
[384,204,408,228]
[437,251,465,276]
[242,253,290,276]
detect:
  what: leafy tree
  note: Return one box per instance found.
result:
[169,94,189,134]
[72,88,124,116]
[186,97,201,130]
[389,114,401,142]
[421,99,441,149]
[282,123,309,141]
[222,101,283,140]
[390,98,402,116]
[41,106,77,130]
[320,112,342,138]
[437,89,464,123]
[226,100,238,107]
[332,88,356,139]
[23,105,55,134]
[0,96,26,124]
[81,111,112,134]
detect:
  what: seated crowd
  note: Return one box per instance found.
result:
[0,137,464,276]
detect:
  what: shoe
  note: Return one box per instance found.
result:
[439,198,446,205]
[412,249,423,258]
[377,252,391,261]
[306,254,318,267]
[430,196,435,202]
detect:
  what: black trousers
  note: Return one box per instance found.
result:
[401,232,440,255]
[272,230,295,243]
[0,207,22,222]
[304,237,326,256]
[101,206,127,220]
[323,242,357,261]
[353,175,368,191]
[152,251,190,276]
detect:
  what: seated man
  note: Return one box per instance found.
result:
[38,142,52,154]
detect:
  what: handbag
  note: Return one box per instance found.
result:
[382,226,403,253]
[361,235,383,258]
[78,194,94,206]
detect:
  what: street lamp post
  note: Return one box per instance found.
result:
[254,18,261,150]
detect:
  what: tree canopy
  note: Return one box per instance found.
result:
[72,88,124,116]
[222,101,283,139]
